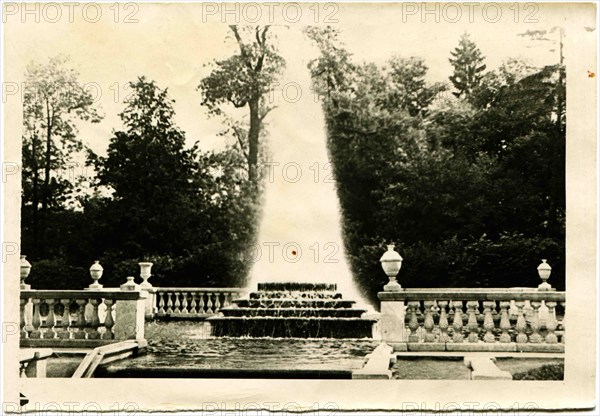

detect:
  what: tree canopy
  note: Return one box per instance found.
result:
[308,28,565,304]
[21,55,102,258]
[198,25,285,185]
[449,32,487,99]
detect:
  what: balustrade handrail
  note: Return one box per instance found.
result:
[154,287,245,293]
[378,289,565,302]
[20,290,146,300]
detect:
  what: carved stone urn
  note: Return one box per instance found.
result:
[380,244,403,291]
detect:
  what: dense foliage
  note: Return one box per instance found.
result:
[23,76,261,289]
[21,56,102,259]
[307,28,565,304]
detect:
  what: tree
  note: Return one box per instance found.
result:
[86,77,261,288]
[94,77,201,258]
[198,25,285,185]
[518,27,565,133]
[21,55,102,257]
[307,27,566,305]
[449,33,487,99]
[306,26,355,104]
[387,56,446,117]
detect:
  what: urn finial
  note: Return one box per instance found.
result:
[537,259,552,291]
[380,244,403,291]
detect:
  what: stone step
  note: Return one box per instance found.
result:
[232,299,356,309]
[208,316,376,338]
[257,282,337,292]
[249,291,343,300]
[220,307,367,318]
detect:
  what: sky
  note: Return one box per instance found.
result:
[4,2,570,157]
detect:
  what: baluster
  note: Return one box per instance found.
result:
[174,292,181,314]
[214,292,221,313]
[466,301,479,343]
[545,301,558,343]
[452,301,464,342]
[438,300,450,342]
[528,301,543,343]
[74,299,88,339]
[499,301,512,343]
[189,292,198,315]
[87,299,101,339]
[206,293,214,314]
[166,292,174,314]
[157,292,166,315]
[20,298,28,338]
[58,299,71,339]
[43,299,57,339]
[181,292,189,314]
[30,299,42,339]
[423,300,436,342]
[198,292,206,314]
[407,301,420,342]
[482,300,496,343]
[515,300,528,343]
[102,299,115,340]
[222,292,231,308]
[560,301,566,343]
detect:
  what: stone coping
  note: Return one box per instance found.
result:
[378,289,565,302]
[21,339,134,348]
[21,289,147,300]
[387,342,564,353]
[155,287,245,293]
[207,316,378,321]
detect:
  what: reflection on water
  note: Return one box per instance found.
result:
[128,321,378,371]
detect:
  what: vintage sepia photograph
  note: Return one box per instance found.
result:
[1,1,597,413]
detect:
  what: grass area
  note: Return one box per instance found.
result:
[392,357,471,380]
[513,363,564,380]
[495,357,564,380]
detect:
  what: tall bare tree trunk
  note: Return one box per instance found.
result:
[40,106,52,256]
[31,133,40,257]
[247,97,260,185]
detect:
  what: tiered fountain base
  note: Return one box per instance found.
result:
[208,283,376,338]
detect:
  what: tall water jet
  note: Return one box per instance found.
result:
[248,28,366,306]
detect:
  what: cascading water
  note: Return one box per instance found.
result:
[248,28,366,306]
[209,29,376,338]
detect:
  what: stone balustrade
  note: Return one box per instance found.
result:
[378,288,565,352]
[154,288,246,318]
[20,290,147,348]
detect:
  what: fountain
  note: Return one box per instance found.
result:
[209,282,376,338]
[209,28,376,339]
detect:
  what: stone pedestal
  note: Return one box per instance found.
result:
[380,300,406,344]
[464,356,512,380]
[143,288,157,319]
[114,291,147,340]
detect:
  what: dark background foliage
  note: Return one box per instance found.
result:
[307,28,565,305]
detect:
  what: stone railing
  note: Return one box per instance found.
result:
[153,288,246,319]
[20,289,147,348]
[378,288,565,352]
